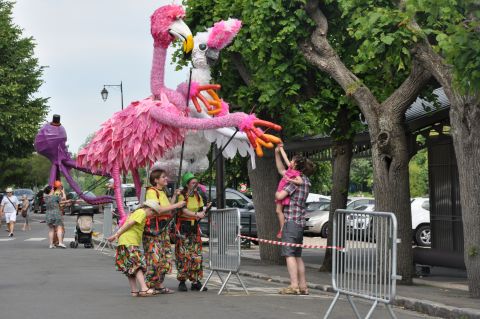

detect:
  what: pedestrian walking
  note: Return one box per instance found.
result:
[274,144,314,295]
[43,186,67,248]
[21,195,31,231]
[143,169,185,294]
[107,200,168,297]
[0,187,19,237]
[274,145,305,239]
[175,172,211,292]
[53,181,66,245]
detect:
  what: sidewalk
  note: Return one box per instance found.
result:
[93,233,480,319]
[237,246,480,319]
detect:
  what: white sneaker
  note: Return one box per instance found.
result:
[57,243,67,249]
[49,244,56,249]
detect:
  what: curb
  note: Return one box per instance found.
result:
[92,236,480,319]
[236,268,480,319]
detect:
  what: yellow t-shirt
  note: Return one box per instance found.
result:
[118,208,147,246]
[145,187,170,208]
[178,192,204,217]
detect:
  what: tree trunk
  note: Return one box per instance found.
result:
[321,138,353,272]
[450,97,480,297]
[248,153,284,264]
[321,106,353,272]
[369,118,413,284]
[413,40,480,296]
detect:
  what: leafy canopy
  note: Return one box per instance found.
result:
[0,0,48,159]
[180,0,362,140]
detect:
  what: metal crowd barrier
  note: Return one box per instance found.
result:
[96,203,115,252]
[201,208,248,295]
[324,209,401,319]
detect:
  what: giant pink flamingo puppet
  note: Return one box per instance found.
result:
[77,5,281,225]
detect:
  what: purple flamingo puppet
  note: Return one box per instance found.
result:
[77,5,281,226]
[34,115,113,204]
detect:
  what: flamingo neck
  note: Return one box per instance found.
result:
[151,46,167,96]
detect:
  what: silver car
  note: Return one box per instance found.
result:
[304,202,331,238]
[304,197,376,237]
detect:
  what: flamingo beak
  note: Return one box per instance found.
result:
[169,19,194,53]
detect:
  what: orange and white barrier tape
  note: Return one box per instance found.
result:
[238,235,345,251]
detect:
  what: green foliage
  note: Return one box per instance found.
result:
[0,153,50,188]
[308,160,333,194]
[336,0,418,100]
[406,0,480,93]
[180,0,361,140]
[350,158,373,192]
[0,1,49,159]
[409,149,429,197]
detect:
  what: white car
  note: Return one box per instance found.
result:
[306,193,330,203]
[346,199,431,247]
[411,197,430,247]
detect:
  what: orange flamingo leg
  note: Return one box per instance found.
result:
[190,84,222,113]
[242,118,282,157]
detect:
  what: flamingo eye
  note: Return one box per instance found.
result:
[199,43,207,51]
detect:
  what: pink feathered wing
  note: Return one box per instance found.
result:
[77,97,185,174]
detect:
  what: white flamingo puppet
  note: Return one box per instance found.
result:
[160,18,258,177]
[77,5,281,225]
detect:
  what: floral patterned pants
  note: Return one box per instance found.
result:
[143,232,173,287]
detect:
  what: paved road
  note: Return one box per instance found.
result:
[0,214,437,319]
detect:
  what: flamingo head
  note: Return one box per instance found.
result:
[192,18,242,68]
[151,5,193,53]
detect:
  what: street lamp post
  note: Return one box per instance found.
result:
[101,81,124,110]
[101,81,126,184]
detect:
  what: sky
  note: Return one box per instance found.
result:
[12,0,188,153]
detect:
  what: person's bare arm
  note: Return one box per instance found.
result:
[275,145,286,176]
[275,190,289,201]
[107,219,137,242]
[279,146,291,167]
[286,176,303,186]
[158,201,185,216]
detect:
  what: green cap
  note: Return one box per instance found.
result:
[181,172,196,187]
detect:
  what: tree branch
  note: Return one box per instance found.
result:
[231,52,252,86]
[383,55,432,117]
[301,0,380,128]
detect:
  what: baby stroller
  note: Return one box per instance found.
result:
[70,208,94,248]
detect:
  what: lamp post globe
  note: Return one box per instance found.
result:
[101,87,109,101]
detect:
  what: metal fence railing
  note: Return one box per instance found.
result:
[324,209,401,319]
[201,208,248,295]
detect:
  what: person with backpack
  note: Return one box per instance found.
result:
[175,172,211,292]
[143,169,185,294]
[0,187,19,237]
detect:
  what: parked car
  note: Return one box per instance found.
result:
[304,197,375,238]
[65,191,100,215]
[346,197,375,210]
[99,183,140,214]
[198,186,256,238]
[345,199,431,247]
[306,193,331,203]
[306,199,330,212]
[411,197,430,247]
[12,188,34,211]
